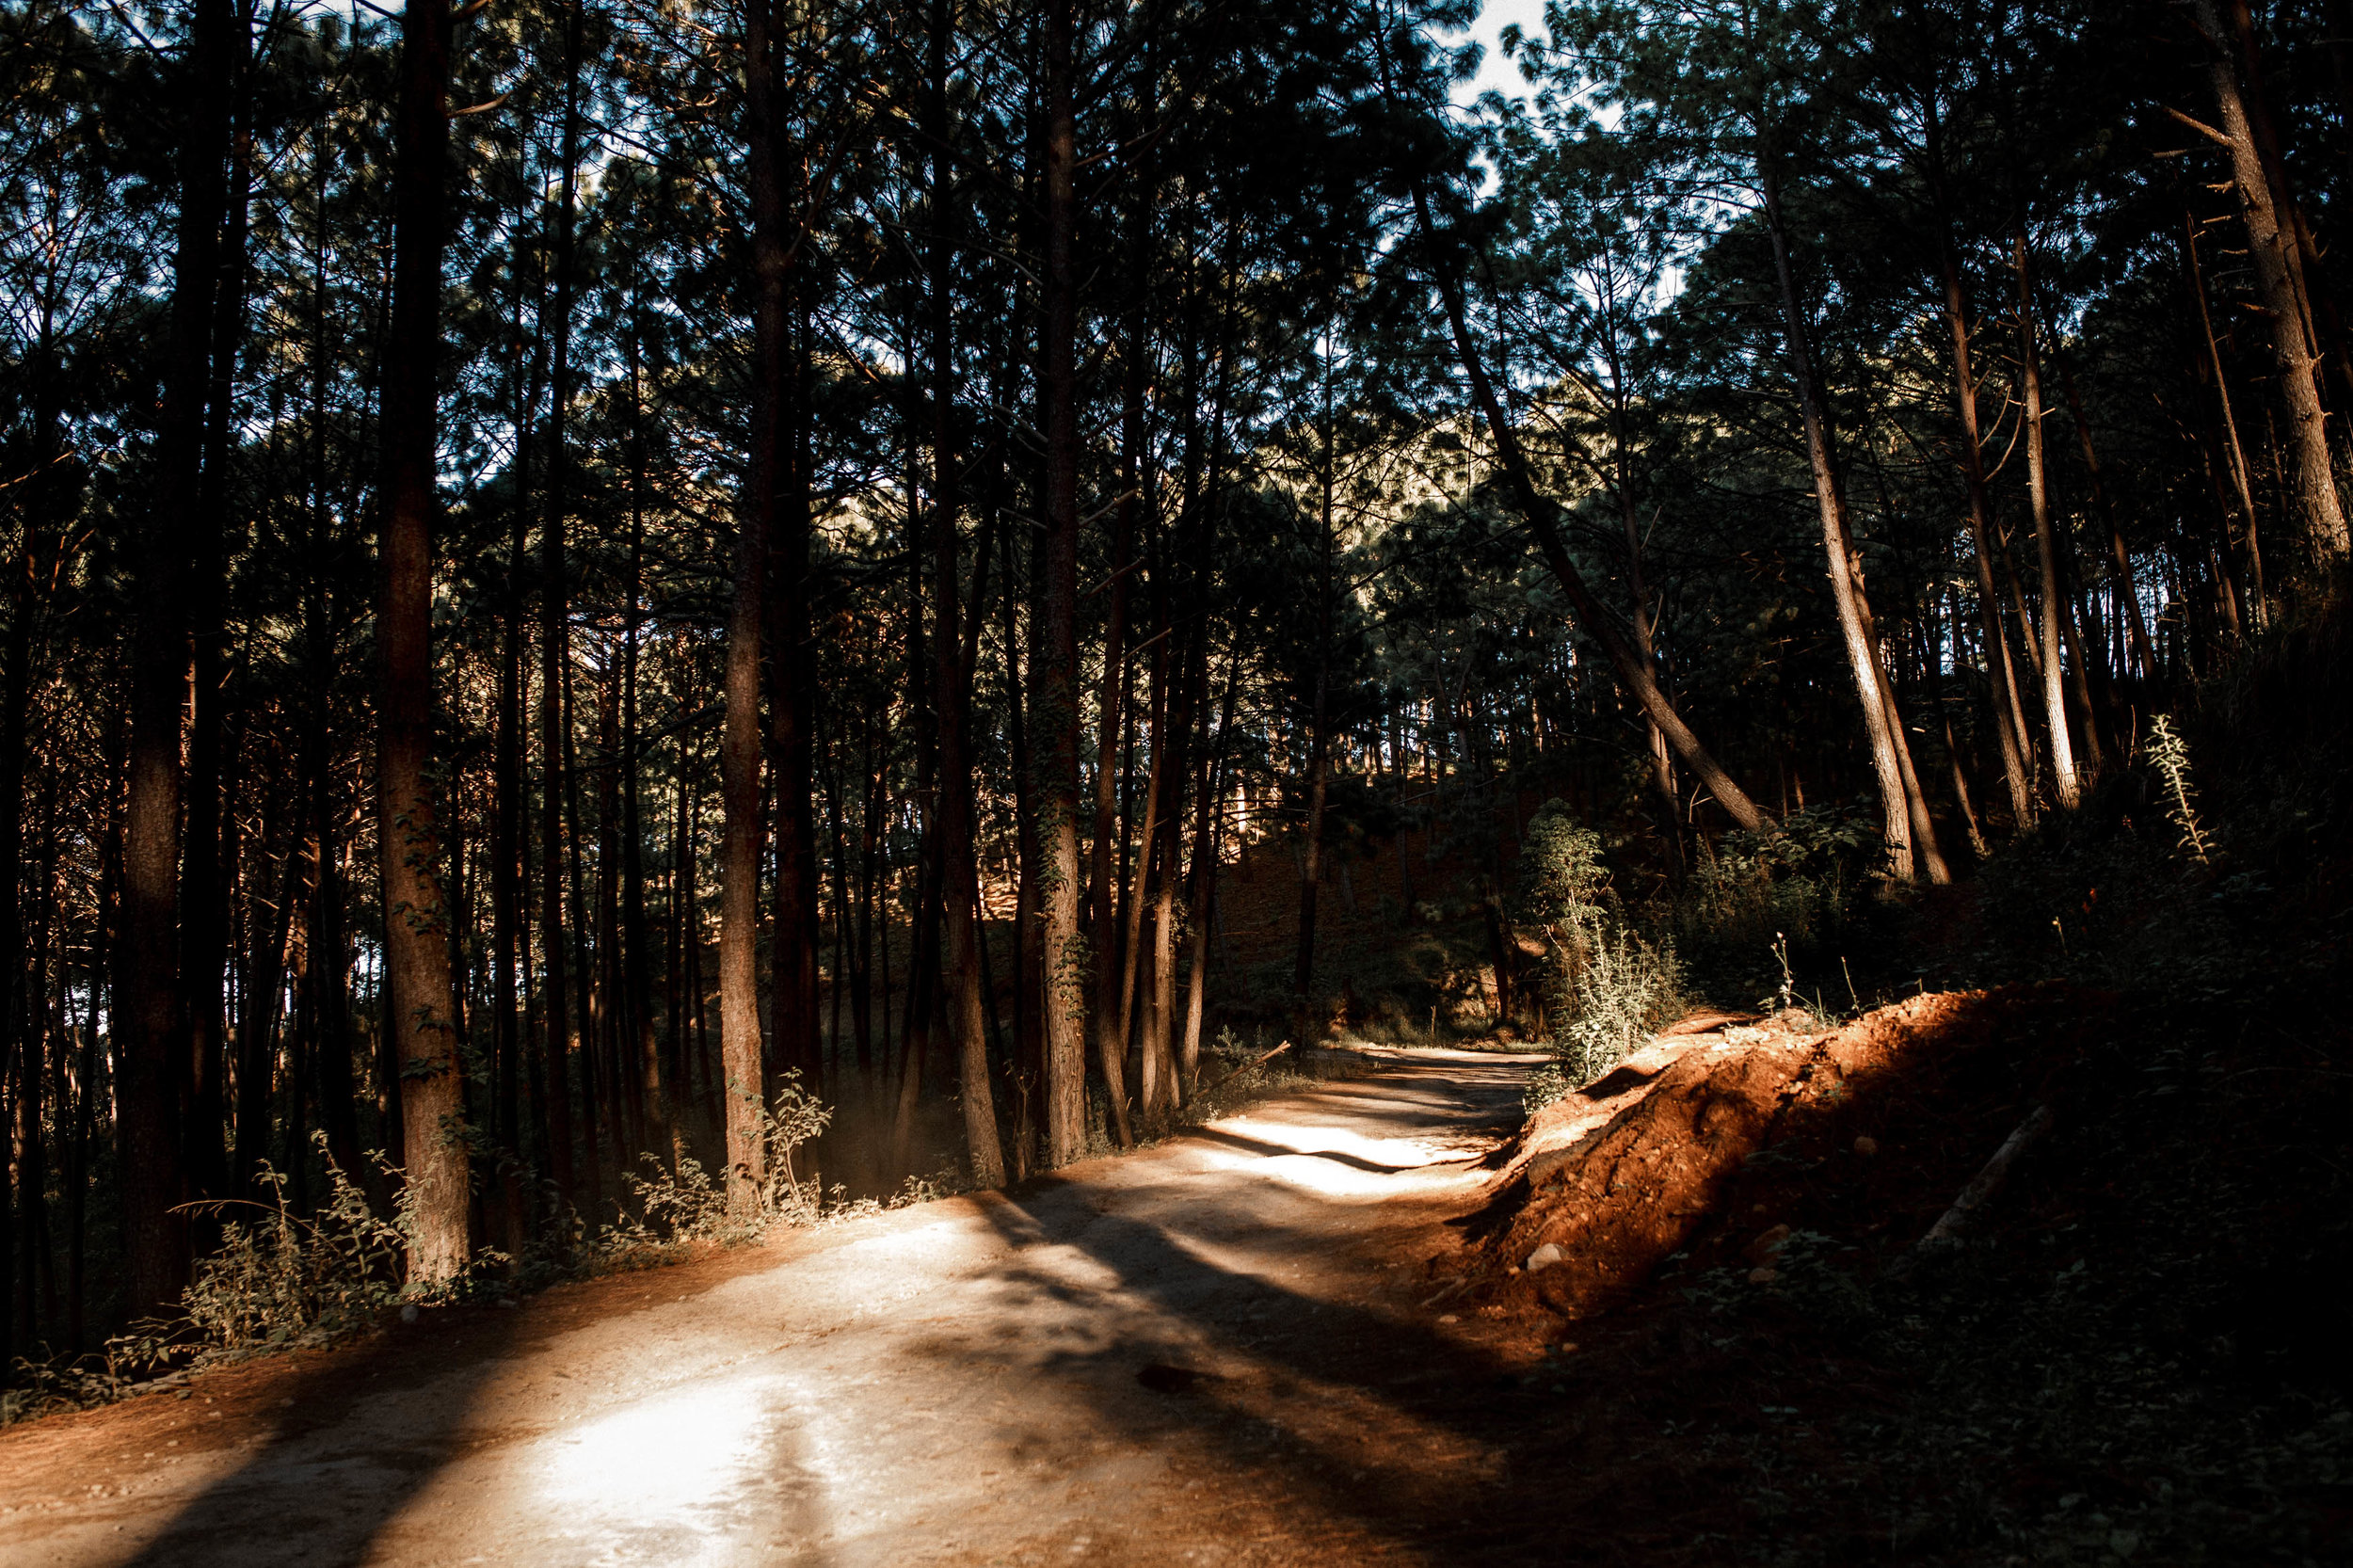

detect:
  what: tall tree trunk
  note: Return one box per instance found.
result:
[2049,332,2157,680]
[2186,0,2351,573]
[183,60,252,1217]
[1035,0,1087,1169]
[1001,504,1042,1177]
[2184,215,2268,625]
[1761,157,1947,881]
[621,360,670,1168]
[769,296,821,1104]
[925,0,1005,1187]
[1925,168,2038,824]
[2013,232,2082,809]
[1599,310,1683,872]
[491,311,533,1219]
[536,0,588,1217]
[120,0,237,1317]
[1292,360,1336,1007]
[376,0,469,1287]
[1088,325,1144,1145]
[722,0,789,1215]
[2217,0,2353,407]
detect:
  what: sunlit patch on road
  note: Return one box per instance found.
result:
[534,1375,793,1561]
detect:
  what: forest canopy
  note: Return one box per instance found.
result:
[1,0,2345,1368]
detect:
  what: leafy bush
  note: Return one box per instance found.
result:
[177,1143,410,1351]
[598,1072,833,1263]
[1521,1061,1570,1115]
[1518,799,1688,1086]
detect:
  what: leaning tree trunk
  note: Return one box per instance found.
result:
[1408,178,1769,834]
[1762,156,1946,882]
[376,0,469,1288]
[1925,136,2039,827]
[2184,215,2269,624]
[2186,0,2350,574]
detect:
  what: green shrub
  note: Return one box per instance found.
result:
[1519,799,1688,1086]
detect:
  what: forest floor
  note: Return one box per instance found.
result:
[0,1045,1581,1567]
[4,993,2344,1565]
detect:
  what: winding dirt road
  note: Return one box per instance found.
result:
[0,1048,1552,1567]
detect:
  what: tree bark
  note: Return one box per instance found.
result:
[926,0,1005,1188]
[376,0,469,1288]
[722,0,787,1216]
[2184,215,2268,624]
[182,56,253,1217]
[536,0,588,1217]
[1035,0,1088,1169]
[2012,232,2081,810]
[2187,0,2350,573]
[622,347,670,1169]
[1292,368,1336,1006]
[120,0,237,1317]
[1761,158,1947,880]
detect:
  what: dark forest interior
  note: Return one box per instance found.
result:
[0,0,2348,1561]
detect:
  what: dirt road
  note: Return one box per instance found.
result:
[0,1048,1546,1567]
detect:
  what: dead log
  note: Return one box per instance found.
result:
[1898,1102,2055,1271]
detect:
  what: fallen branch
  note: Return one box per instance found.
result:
[1195,1040,1293,1099]
[1897,1103,2056,1272]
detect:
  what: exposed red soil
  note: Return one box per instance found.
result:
[1438,986,2103,1321]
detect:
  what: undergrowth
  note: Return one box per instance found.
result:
[1628,599,2353,1563]
[1,1072,872,1427]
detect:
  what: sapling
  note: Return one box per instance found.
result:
[2145,715,2211,864]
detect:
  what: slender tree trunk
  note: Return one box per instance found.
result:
[1926,200,2038,827]
[2185,216,2268,624]
[1003,482,1042,1177]
[2013,232,2081,809]
[1089,374,1141,1140]
[1035,0,1087,1168]
[925,0,1004,1186]
[1293,376,1335,1007]
[535,0,589,1218]
[376,0,469,1287]
[1407,178,1769,832]
[491,312,532,1220]
[622,379,669,1169]
[1762,157,1945,880]
[1601,313,1682,872]
[183,62,253,1217]
[1178,641,1240,1096]
[769,294,822,1105]
[2049,329,2156,678]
